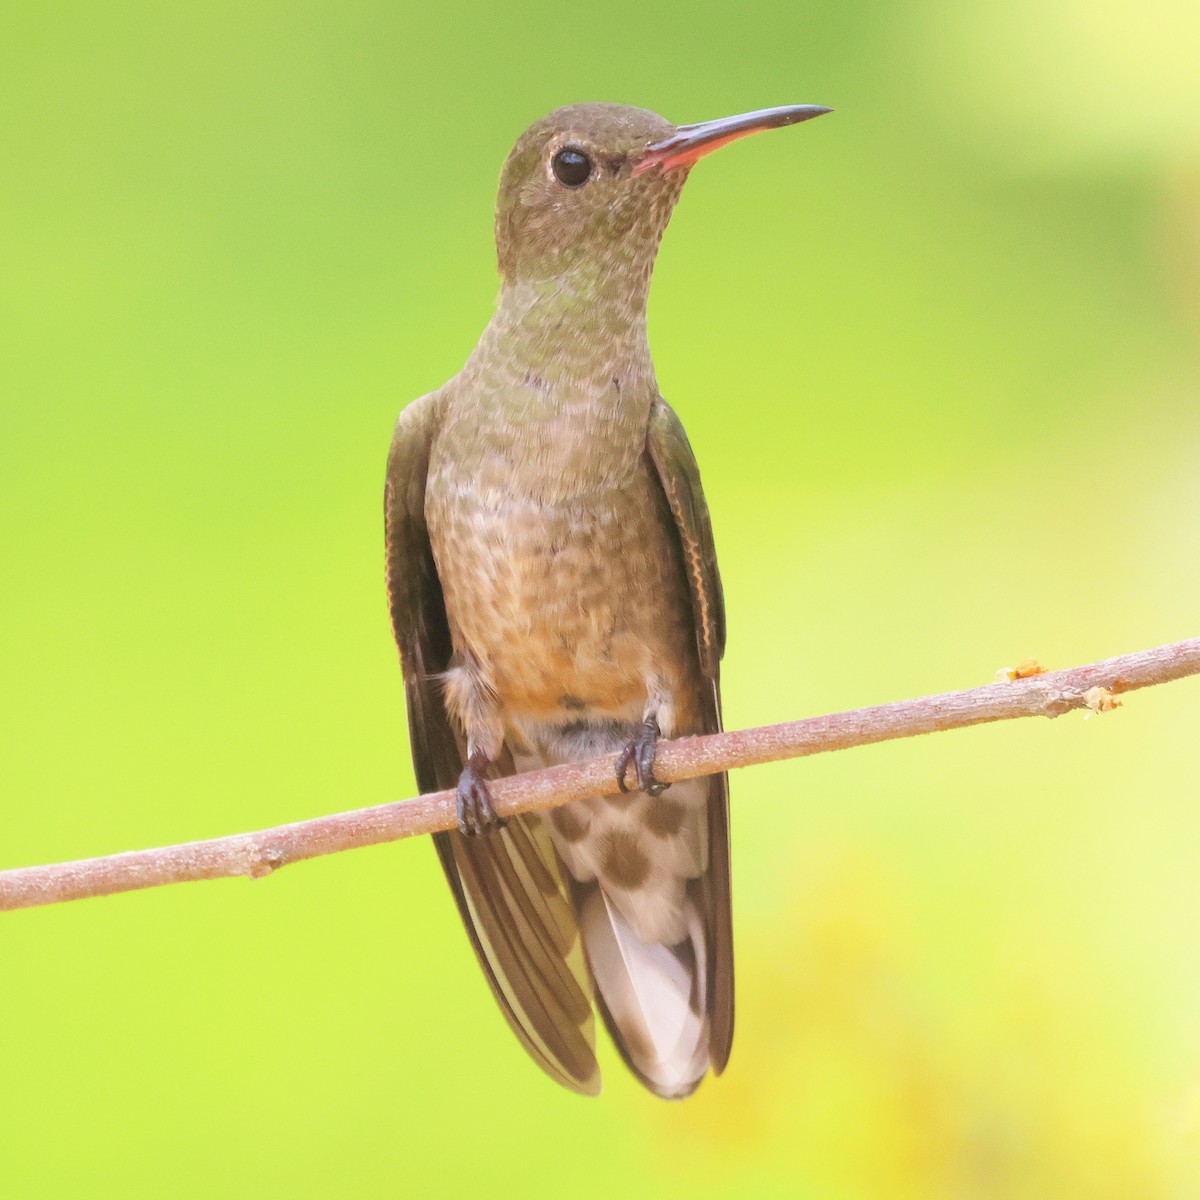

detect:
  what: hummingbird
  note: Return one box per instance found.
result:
[385,101,830,1098]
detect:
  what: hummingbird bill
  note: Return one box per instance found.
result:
[385,102,830,1097]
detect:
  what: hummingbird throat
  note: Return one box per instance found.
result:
[485,255,657,385]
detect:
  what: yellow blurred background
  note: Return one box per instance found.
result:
[2,1,1198,1195]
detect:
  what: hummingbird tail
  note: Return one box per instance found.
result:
[577,876,712,1098]
[546,769,730,1100]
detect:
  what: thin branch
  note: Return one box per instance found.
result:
[2,638,1197,914]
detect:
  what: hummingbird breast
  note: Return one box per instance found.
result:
[424,376,702,732]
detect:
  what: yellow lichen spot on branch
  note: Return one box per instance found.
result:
[1082,686,1123,714]
[995,657,1048,683]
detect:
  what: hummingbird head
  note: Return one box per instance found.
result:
[494,102,831,287]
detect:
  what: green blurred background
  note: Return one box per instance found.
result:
[2,1,1198,1195]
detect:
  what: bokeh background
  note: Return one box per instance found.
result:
[2,1,1198,1195]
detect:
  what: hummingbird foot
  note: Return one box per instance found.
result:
[457,753,505,837]
[615,718,669,797]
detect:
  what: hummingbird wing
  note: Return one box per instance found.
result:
[385,393,599,1095]
[641,397,734,1073]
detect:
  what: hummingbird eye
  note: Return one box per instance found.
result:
[551,147,592,188]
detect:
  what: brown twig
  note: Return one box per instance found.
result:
[2,638,1197,913]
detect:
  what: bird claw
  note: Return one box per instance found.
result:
[457,755,505,837]
[615,718,669,797]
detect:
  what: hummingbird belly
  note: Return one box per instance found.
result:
[427,467,700,735]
